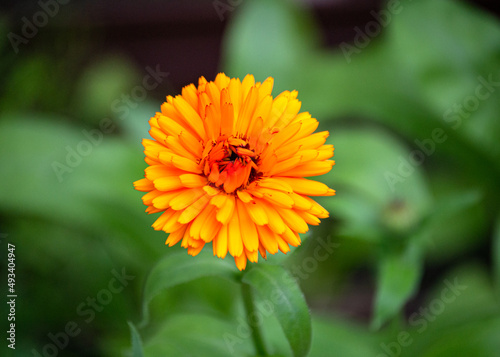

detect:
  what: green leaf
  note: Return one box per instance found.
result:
[143,313,253,357]
[242,264,311,357]
[0,115,162,268]
[416,318,500,357]
[140,250,238,326]
[372,242,423,329]
[402,264,500,357]
[494,213,500,299]
[322,127,431,211]
[309,315,381,357]
[389,0,500,167]
[223,0,318,90]
[390,0,500,114]
[419,187,486,263]
[317,127,432,242]
[128,322,145,357]
[72,56,139,125]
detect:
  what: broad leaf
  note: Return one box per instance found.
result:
[224,0,317,92]
[242,264,311,357]
[310,315,381,357]
[494,214,500,299]
[140,250,238,325]
[143,313,253,357]
[402,264,500,357]
[372,242,423,329]
[128,322,145,357]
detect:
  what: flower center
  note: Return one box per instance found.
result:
[202,135,259,193]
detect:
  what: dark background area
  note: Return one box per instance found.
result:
[3,0,500,96]
[2,0,500,356]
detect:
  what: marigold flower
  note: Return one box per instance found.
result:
[134,73,335,270]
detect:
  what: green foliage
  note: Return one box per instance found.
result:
[242,265,312,357]
[1,0,500,355]
[140,250,238,326]
[142,313,253,357]
[128,322,145,357]
[494,215,500,298]
[309,316,381,357]
[372,241,423,329]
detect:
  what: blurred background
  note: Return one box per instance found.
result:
[1,0,500,356]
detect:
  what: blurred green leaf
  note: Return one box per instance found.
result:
[140,251,238,326]
[128,322,145,357]
[120,100,159,145]
[401,264,500,357]
[223,0,317,91]
[310,315,381,357]
[318,127,432,242]
[421,264,498,328]
[390,0,500,111]
[0,115,162,265]
[389,0,500,171]
[143,313,253,357]
[494,214,500,299]
[242,264,311,357]
[372,242,423,329]
[416,318,500,357]
[0,56,64,112]
[419,187,486,262]
[72,57,139,125]
[324,128,431,210]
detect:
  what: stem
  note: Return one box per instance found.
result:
[241,282,267,356]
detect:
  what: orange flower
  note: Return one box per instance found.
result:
[134,73,335,270]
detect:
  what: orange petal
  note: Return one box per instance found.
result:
[257,187,294,209]
[246,249,258,263]
[281,225,301,247]
[188,243,205,256]
[133,178,155,192]
[275,207,309,234]
[178,194,210,224]
[260,201,286,234]
[152,209,176,231]
[213,224,228,258]
[169,188,205,210]
[245,199,269,226]
[165,226,187,247]
[278,160,335,177]
[179,174,208,188]
[234,253,247,271]
[212,194,235,225]
[190,204,216,239]
[172,95,206,139]
[142,190,163,206]
[158,152,202,174]
[228,205,243,257]
[237,200,259,252]
[152,189,185,209]
[279,177,335,196]
[256,224,278,254]
[153,176,184,191]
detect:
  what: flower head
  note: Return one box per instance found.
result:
[134,73,335,270]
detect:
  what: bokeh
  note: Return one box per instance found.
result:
[1,0,500,356]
